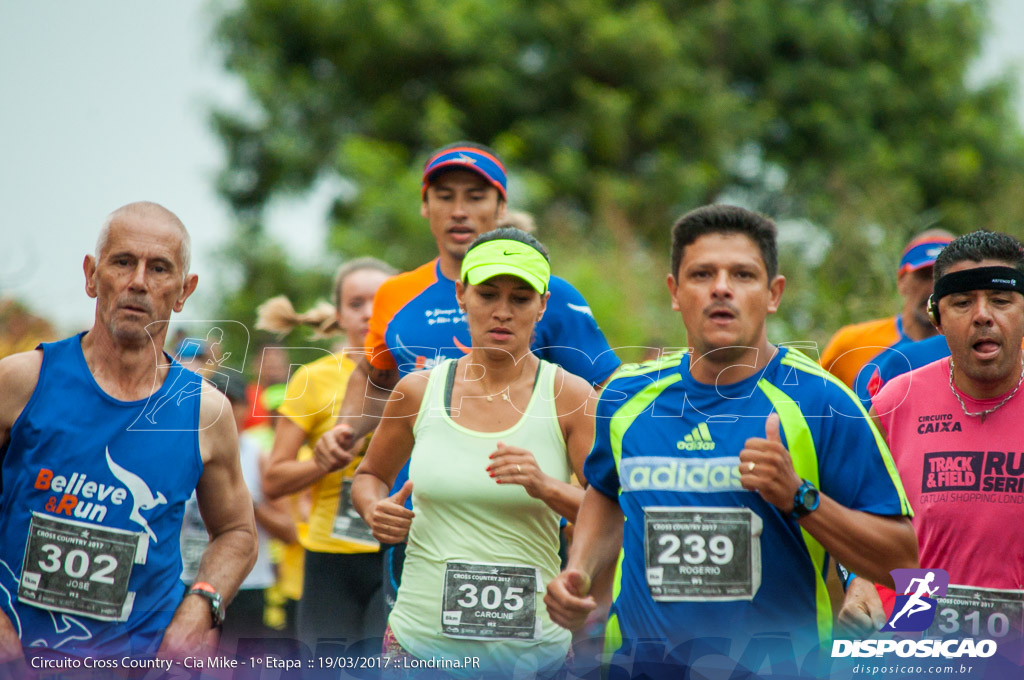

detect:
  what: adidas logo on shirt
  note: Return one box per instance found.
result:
[677,423,716,451]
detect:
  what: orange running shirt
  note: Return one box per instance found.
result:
[819,315,907,387]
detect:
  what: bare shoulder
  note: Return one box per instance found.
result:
[197,378,237,464]
[0,349,44,429]
[197,378,231,427]
[552,366,597,418]
[387,369,432,416]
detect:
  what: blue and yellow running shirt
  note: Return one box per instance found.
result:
[365,259,619,384]
[584,347,911,670]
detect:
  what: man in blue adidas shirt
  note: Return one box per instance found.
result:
[545,205,918,679]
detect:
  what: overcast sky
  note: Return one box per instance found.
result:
[2,0,1023,334]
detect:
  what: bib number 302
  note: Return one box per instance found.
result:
[644,507,763,602]
[19,513,146,621]
[441,562,539,640]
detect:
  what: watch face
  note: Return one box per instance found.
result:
[792,482,819,518]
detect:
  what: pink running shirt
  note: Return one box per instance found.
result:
[873,357,1024,591]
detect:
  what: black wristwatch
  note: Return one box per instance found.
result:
[186,582,225,627]
[790,479,820,520]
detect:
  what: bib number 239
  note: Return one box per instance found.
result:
[644,507,763,601]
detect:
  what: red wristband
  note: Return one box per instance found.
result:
[186,582,224,627]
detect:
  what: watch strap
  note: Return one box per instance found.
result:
[186,581,225,627]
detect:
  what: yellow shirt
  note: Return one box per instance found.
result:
[278,353,378,554]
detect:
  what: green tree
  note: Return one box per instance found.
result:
[211,0,1024,357]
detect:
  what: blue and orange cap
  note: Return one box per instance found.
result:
[422,145,507,200]
[899,235,954,274]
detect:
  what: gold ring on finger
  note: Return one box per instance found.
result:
[747,461,755,472]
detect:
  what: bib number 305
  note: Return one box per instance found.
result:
[441,562,539,640]
[644,507,763,602]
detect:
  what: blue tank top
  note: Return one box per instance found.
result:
[0,333,204,658]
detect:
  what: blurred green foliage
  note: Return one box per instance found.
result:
[211,0,1024,365]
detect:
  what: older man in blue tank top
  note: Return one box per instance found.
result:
[0,202,257,671]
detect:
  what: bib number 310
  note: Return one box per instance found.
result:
[924,585,1024,643]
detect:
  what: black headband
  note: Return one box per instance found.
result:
[933,265,1024,303]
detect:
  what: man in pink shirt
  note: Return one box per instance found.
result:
[839,231,1024,659]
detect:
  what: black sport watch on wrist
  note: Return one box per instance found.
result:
[790,479,820,520]
[186,581,225,627]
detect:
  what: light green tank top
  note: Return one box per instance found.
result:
[388,358,572,677]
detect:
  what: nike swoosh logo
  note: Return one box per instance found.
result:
[568,303,594,318]
[503,250,521,256]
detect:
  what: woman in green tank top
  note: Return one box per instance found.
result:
[352,228,597,678]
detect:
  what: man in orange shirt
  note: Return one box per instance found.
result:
[820,229,953,388]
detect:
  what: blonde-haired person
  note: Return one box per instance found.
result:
[258,256,396,654]
[499,209,536,234]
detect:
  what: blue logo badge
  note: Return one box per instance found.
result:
[881,568,950,632]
